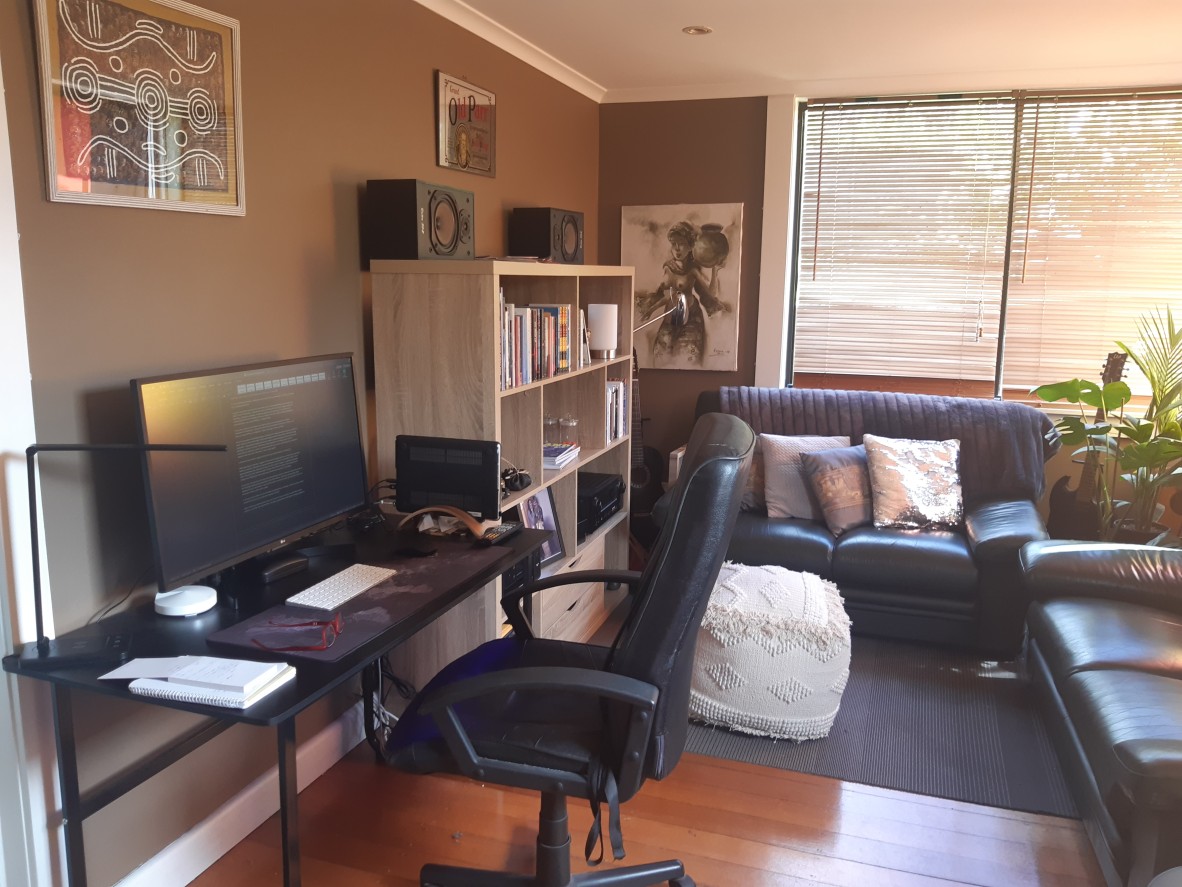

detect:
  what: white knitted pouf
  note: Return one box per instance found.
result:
[690,562,852,740]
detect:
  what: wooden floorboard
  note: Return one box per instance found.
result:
[191,744,1105,887]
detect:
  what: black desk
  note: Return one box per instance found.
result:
[2,525,547,887]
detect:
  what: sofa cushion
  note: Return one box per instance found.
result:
[725,512,834,579]
[800,444,873,536]
[760,433,850,520]
[1062,668,1182,814]
[831,525,977,601]
[715,386,1059,505]
[740,437,767,512]
[1028,599,1182,680]
[864,434,963,529]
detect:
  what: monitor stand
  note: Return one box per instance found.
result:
[155,585,218,617]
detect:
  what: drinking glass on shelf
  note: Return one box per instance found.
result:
[559,415,579,443]
[544,416,561,445]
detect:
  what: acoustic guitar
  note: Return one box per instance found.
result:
[1046,351,1127,540]
[628,349,665,556]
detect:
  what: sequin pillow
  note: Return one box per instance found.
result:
[760,433,851,520]
[863,434,963,529]
[799,445,873,536]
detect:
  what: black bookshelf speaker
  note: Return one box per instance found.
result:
[363,179,474,265]
[508,207,584,264]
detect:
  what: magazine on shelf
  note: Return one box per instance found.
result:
[543,441,580,468]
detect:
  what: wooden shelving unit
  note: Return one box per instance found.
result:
[369,260,634,682]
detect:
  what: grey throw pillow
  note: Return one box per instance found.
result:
[760,433,851,520]
[800,445,872,536]
[863,434,963,529]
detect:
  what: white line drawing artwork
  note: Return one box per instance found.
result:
[40,0,239,204]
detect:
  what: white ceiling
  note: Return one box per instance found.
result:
[414,0,1182,103]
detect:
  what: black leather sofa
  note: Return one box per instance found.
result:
[698,386,1060,657]
[1022,540,1182,887]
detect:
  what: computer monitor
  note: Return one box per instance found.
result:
[131,354,369,591]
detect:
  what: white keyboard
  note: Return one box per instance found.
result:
[285,563,398,611]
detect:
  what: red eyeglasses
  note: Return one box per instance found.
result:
[252,613,343,652]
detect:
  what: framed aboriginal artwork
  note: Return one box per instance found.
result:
[33,0,245,214]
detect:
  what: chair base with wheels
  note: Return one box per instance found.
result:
[420,793,693,887]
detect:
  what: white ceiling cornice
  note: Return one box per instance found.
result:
[412,0,607,103]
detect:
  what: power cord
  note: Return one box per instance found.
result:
[364,654,416,758]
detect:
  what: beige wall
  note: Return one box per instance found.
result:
[599,98,767,461]
[0,1,599,883]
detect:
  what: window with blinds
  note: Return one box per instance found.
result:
[791,90,1182,397]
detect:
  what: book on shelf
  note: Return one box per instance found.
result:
[129,664,296,709]
[605,379,628,443]
[543,441,580,468]
[577,309,591,368]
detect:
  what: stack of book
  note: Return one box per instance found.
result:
[498,291,574,390]
[543,441,580,469]
[101,656,297,709]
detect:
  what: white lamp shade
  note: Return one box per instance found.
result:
[587,303,618,357]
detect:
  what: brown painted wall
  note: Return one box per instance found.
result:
[599,98,767,465]
[0,1,598,882]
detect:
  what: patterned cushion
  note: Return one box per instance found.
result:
[760,434,851,520]
[800,444,872,536]
[864,434,963,529]
[740,439,767,512]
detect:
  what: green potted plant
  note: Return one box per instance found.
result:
[1033,307,1182,543]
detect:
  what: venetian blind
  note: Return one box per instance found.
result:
[794,99,1016,380]
[1002,93,1182,395]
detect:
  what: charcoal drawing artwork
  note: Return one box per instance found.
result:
[34,0,244,213]
[622,203,742,371]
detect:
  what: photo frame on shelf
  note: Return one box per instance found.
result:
[436,71,495,177]
[33,0,245,214]
[516,487,565,569]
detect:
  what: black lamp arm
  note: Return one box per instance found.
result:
[25,442,227,652]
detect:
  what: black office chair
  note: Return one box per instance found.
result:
[384,412,754,887]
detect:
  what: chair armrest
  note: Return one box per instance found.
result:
[964,500,1049,566]
[1021,540,1182,614]
[501,570,642,637]
[421,666,658,798]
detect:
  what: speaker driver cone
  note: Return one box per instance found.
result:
[429,191,460,255]
[559,215,579,262]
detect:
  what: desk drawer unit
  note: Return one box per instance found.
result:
[538,535,606,641]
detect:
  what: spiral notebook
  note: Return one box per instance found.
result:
[128,664,296,709]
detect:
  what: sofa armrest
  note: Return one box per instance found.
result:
[964,500,1049,658]
[1020,540,1182,614]
[965,499,1049,566]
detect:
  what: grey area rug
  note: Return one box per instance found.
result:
[685,636,1077,818]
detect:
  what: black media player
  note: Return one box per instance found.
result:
[576,472,625,542]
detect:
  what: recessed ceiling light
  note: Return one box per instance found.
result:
[682,25,713,36]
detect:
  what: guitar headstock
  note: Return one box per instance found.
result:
[1101,351,1128,386]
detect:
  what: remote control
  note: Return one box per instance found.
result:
[477,521,524,545]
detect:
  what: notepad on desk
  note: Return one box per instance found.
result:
[100,656,296,709]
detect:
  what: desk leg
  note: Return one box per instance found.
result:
[52,685,87,887]
[277,719,300,887]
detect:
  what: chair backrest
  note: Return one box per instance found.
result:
[607,411,754,781]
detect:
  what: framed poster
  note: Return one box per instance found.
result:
[33,0,244,214]
[622,204,743,371]
[436,71,495,177]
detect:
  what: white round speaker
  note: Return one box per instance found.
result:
[155,585,218,617]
